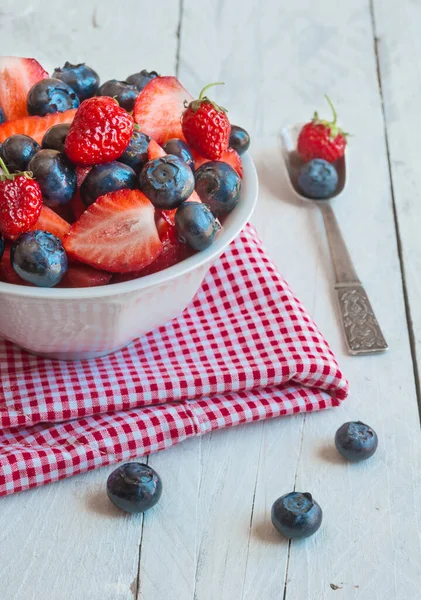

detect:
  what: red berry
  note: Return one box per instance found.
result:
[297,97,347,163]
[0,56,48,120]
[30,206,71,241]
[58,264,111,288]
[64,97,134,166]
[0,109,76,144]
[0,158,42,239]
[182,82,231,160]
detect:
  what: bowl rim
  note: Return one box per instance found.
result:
[0,153,258,299]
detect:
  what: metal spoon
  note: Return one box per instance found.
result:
[279,123,387,355]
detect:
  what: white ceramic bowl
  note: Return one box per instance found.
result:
[0,154,258,360]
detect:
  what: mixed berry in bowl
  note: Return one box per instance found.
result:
[0,57,249,289]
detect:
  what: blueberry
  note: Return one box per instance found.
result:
[0,106,5,125]
[139,155,195,210]
[2,135,40,172]
[298,158,338,199]
[28,149,77,207]
[27,78,80,117]
[163,138,195,171]
[52,62,100,101]
[335,421,378,462]
[11,231,68,287]
[194,162,241,218]
[175,201,221,251]
[42,123,71,152]
[126,69,159,91]
[81,161,137,207]
[229,125,250,155]
[97,80,138,112]
[119,131,150,173]
[0,233,4,261]
[271,492,322,540]
[107,463,162,514]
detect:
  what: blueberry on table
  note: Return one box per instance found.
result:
[28,149,77,207]
[2,134,40,172]
[42,123,71,153]
[163,138,195,170]
[97,80,139,112]
[27,78,80,116]
[107,463,162,514]
[0,233,4,261]
[53,62,100,101]
[11,231,68,287]
[194,161,241,217]
[229,125,250,155]
[335,421,378,462]
[271,492,322,540]
[0,106,5,125]
[81,161,137,206]
[126,69,159,91]
[175,201,221,251]
[119,131,151,173]
[297,158,338,199]
[139,155,195,210]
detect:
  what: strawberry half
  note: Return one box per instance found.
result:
[59,264,111,288]
[31,206,71,241]
[0,244,31,285]
[133,77,193,145]
[147,139,167,160]
[193,147,243,178]
[0,57,48,121]
[64,189,162,273]
[0,110,76,144]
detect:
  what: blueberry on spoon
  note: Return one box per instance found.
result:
[271,492,322,540]
[335,421,378,462]
[107,463,162,514]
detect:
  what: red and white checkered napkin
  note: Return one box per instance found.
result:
[0,225,349,496]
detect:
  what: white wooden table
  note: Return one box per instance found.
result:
[2,0,421,598]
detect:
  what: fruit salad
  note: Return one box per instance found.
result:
[0,57,251,288]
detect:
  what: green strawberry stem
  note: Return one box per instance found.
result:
[190,82,228,113]
[313,95,347,139]
[199,82,224,101]
[0,156,32,181]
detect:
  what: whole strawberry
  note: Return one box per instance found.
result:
[182,82,230,160]
[64,96,134,166]
[0,157,42,239]
[297,96,347,163]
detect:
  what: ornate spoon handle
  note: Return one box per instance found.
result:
[317,202,388,355]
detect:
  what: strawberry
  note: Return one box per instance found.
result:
[64,97,134,166]
[0,157,42,239]
[193,147,243,178]
[182,82,230,160]
[297,96,347,163]
[63,189,162,273]
[71,191,86,221]
[0,244,31,285]
[0,109,76,144]
[147,139,167,160]
[133,77,193,145]
[59,264,111,288]
[0,57,48,121]
[31,206,71,241]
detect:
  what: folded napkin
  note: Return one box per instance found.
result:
[0,225,349,496]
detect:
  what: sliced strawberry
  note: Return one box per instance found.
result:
[0,57,48,121]
[76,166,91,187]
[31,206,71,241]
[147,139,167,160]
[193,147,243,178]
[64,189,162,273]
[59,264,111,288]
[71,191,87,221]
[133,77,193,145]
[0,110,76,144]
[0,244,31,285]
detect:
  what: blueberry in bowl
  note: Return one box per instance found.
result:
[297,158,338,200]
[27,78,80,116]
[2,134,40,172]
[28,149,77,207]
[81,161,137,206]
[126,69,159,91]
[11,231,68,287]
[229,125,250,155]
[271,492,323,540]
[107,463,162,514]
[97,80,139,112]
[139,155,195,209]
[53,62,100,101]
[119,131,151,173]
[42,123,71,153]
[163,138,195,171]
[175,201,221,251]
[194,161,241,217]
[0,233,4,261]
[335,421,378,462]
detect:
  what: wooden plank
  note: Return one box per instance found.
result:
[175,0,421,599]
[0,2,180,599]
